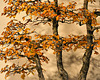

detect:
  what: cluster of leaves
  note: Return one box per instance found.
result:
[0,19,49,79]
[36,34,100,52]
[2,0,99,26]
[1,62,36,79]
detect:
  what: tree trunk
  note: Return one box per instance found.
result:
[52,17,68,80]
[35,53,45,80]
[56,47,68,80]
[52,0,68,79]
[78,20,93,80]
[78,0,94,80]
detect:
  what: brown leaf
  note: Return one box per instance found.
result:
[94,51,99,55]
[48,23,51,26]
[21,73,25,80]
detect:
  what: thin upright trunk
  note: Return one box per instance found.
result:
[78,20,93,80]
[52,0,68,80]
[52,17,68,80]
[78,0,94,80]
[35,54,45,80]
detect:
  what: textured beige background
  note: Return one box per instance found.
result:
[0,0,100,80]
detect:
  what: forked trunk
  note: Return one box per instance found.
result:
[53,17,68,80]
[35,54,45,80]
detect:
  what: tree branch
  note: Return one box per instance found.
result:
[93,26,100,31]
[94,11,100,16]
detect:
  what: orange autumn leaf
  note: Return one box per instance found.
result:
[21,73,25,79]
[56,16,59,21]
[22,17,25,20]
[12,63,15,68]
[63,41,66,44]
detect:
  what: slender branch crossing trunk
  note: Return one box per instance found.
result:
[35,54,45,80]
[78,0,94,80]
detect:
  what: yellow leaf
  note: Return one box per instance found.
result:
[13,15,16,18]
[8,2,11,5]
[53,14,57,16]
[18,29,22,32]
[12,63,15,68]
[17,9,20,12]
[26,28,30,30]
[91,24,95,26]
[34,13,37,16]
[46,2,49,5]
[57,45,59,47]
[2,47,6,49]
[0,57,3,60]
[31,53,35,56]
[53,51,56,54]
[56,35,59,39]
[40,6,42,8]
[63,41,66,44]
[96,45,100,47]
[87,46,89,49]
[30,15,32,19]
[5,59,7,63]
[25,53,30,57]
[84,18,88,22]
[56,16,59,21]
[69,2,72,5]
[24,7,27,11]
[43,10,47,14]
[5,76,7,79]
[96,29,99,32]
[21,74,25,79]
[48,5,52,7]
[22,17,25,20]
